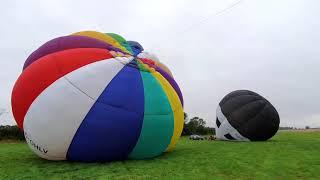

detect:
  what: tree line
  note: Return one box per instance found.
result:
[0,125,25,141]
[182,113,215,136]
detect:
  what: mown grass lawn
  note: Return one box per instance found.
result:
[0,131,319,179]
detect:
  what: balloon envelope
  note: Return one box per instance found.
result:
[11,31,184,162]
[216,90,279,141]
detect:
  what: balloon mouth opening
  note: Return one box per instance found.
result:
[114,56,160,74]
[109,50,166,75]
[136,58,160,73]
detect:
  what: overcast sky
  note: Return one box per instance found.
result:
[1,0,319,128]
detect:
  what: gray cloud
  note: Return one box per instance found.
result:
[1,0,319,128]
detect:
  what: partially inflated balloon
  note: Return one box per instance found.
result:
[216,90,279,141]
[11,31,184,162]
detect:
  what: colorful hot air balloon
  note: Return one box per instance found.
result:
[216,90,279,141]
[11,31,184,162]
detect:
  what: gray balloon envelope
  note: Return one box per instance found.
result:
[216,90,280,141]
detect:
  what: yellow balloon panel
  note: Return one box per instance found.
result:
[72,31,130,54]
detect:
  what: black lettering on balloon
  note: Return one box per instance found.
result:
[24,132,48,154]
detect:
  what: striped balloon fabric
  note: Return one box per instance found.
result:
[11,31,184,162]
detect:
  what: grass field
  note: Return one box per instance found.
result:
[1,131,319,179]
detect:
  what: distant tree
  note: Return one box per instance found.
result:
[184,112,188,121]
[0,125,25,141]
[182,113,214,136]
[305,126,310,129]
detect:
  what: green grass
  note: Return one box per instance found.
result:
[1,131,320,179]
